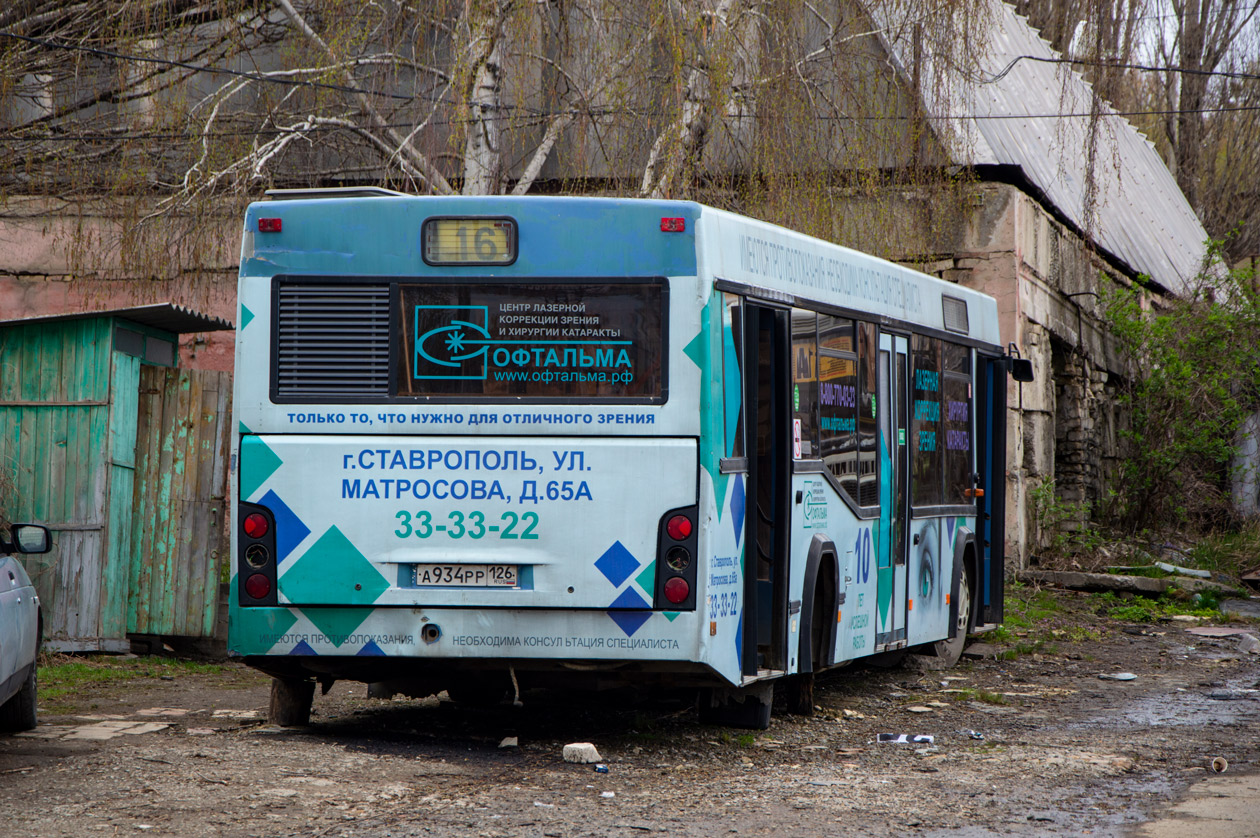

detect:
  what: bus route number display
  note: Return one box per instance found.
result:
[396,280,665,401]
[422,217,516,265]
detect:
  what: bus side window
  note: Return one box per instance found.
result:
[911,334,944,507]
[723,293,746,460]
[819,315,857,499]
[943,342,973,504]
[791,309,818,457]
[857,322,879,507]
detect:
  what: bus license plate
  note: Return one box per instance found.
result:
[413,564,518,587]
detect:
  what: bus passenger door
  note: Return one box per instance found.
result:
[876,333,910,651]
[742,304,791,675]
[974,353,1009,626]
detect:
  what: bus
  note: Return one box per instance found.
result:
[229,191,1021,728]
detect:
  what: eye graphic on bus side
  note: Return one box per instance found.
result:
[417,320,491,367]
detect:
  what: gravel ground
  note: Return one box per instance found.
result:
[2,589,1259,838]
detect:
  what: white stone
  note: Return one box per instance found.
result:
[562,742,602,764]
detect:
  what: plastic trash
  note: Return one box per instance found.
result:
[877,733,934,744]
[1098,672,1137,681]
[594,764,609,773]
[498,736,519,749]
[1212,757,1229,773]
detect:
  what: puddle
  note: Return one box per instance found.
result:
[1070,674,1260,729]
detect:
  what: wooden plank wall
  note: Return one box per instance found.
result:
[128,367,231,637]
[0,319,120,649]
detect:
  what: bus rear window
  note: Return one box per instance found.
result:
[396,279,666,402]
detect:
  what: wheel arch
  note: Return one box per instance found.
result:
[949,527,978,639]
[798,534,841,673]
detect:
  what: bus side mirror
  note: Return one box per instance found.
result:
[1010,358,1034,382]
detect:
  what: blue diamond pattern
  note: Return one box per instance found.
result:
[607,587,652,637]
[731,475,746,546]
[289,639,317,656]
[357,640,386,656]
[595,541,640,588]
[260,489,311,564]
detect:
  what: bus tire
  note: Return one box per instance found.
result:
[932,560,973,668]
[269,677,315,726]
[697,683,773,730]
[780,673,815,716]
[447,673,509,707]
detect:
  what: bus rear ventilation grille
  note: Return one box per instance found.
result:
[275,283,391,399]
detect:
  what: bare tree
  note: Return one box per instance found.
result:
[0,0,996,281]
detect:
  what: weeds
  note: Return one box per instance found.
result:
[38,654,227,705]
[1092,590,1222,622]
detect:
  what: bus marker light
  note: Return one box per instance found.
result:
[660,217,685,232]
[710,621,717,636]
[244,544,270,569]
[837,609,842,623]
[258,218,282,233]
[908,599,913,611]
[243,512,269,539]
[664,577,689,604]
[666,515,692,540]
[244,573,272,599]
[946,594,951,605]
[666,546,690,571]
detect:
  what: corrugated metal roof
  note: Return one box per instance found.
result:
[1,303,234,334]
[870,0,1209,294]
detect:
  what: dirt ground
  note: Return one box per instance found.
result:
[3,589,1260,838]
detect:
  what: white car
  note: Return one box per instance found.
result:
[1,524,49,732]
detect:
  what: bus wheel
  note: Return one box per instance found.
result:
[781,673,815,716]
[697,683,773,730]
[933,565,973,668]
[269,677,315,726]
[447,673,509,707]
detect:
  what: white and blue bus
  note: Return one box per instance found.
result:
[229,191,1020,727]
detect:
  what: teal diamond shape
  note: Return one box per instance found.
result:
[281,526,390,606]
[300,607,376,649]
[240,436,282,501]
[635,560,657,596]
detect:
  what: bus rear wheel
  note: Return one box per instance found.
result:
[932,566,973,668]
[269,677,315,726]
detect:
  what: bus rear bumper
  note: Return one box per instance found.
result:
[228,604,732,685]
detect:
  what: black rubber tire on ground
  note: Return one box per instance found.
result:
[932,566,973,668]
[446,673,510,707]
[781,672,816,716]
[269,677,316,726]
[0,665,38,732]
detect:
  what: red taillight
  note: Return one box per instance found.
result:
[666,515,692,541]
[258,217,282,233]
[243,512,269,539]
[660,217,685,233]
[244,573,272,599]
[664,577,690,604]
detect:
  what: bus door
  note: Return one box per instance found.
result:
[741,304,791,675]
[974,352,1009,626]
[875,332,910,651]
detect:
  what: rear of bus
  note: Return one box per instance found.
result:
[228,194,721,700]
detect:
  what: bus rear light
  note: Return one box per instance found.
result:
[666,546,690,571]
[244,574,272,599]
[244,544,270,569]
[664,577,690,604]
[243,512,270,539]
[660,217,685,232]
[258,218,282,233]
[654,505,698,610]
[666,515,692,541]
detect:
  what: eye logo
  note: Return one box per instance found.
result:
[413,305,490,380]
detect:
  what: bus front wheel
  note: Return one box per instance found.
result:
[932,564,973,667]
[269,677,315,726]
